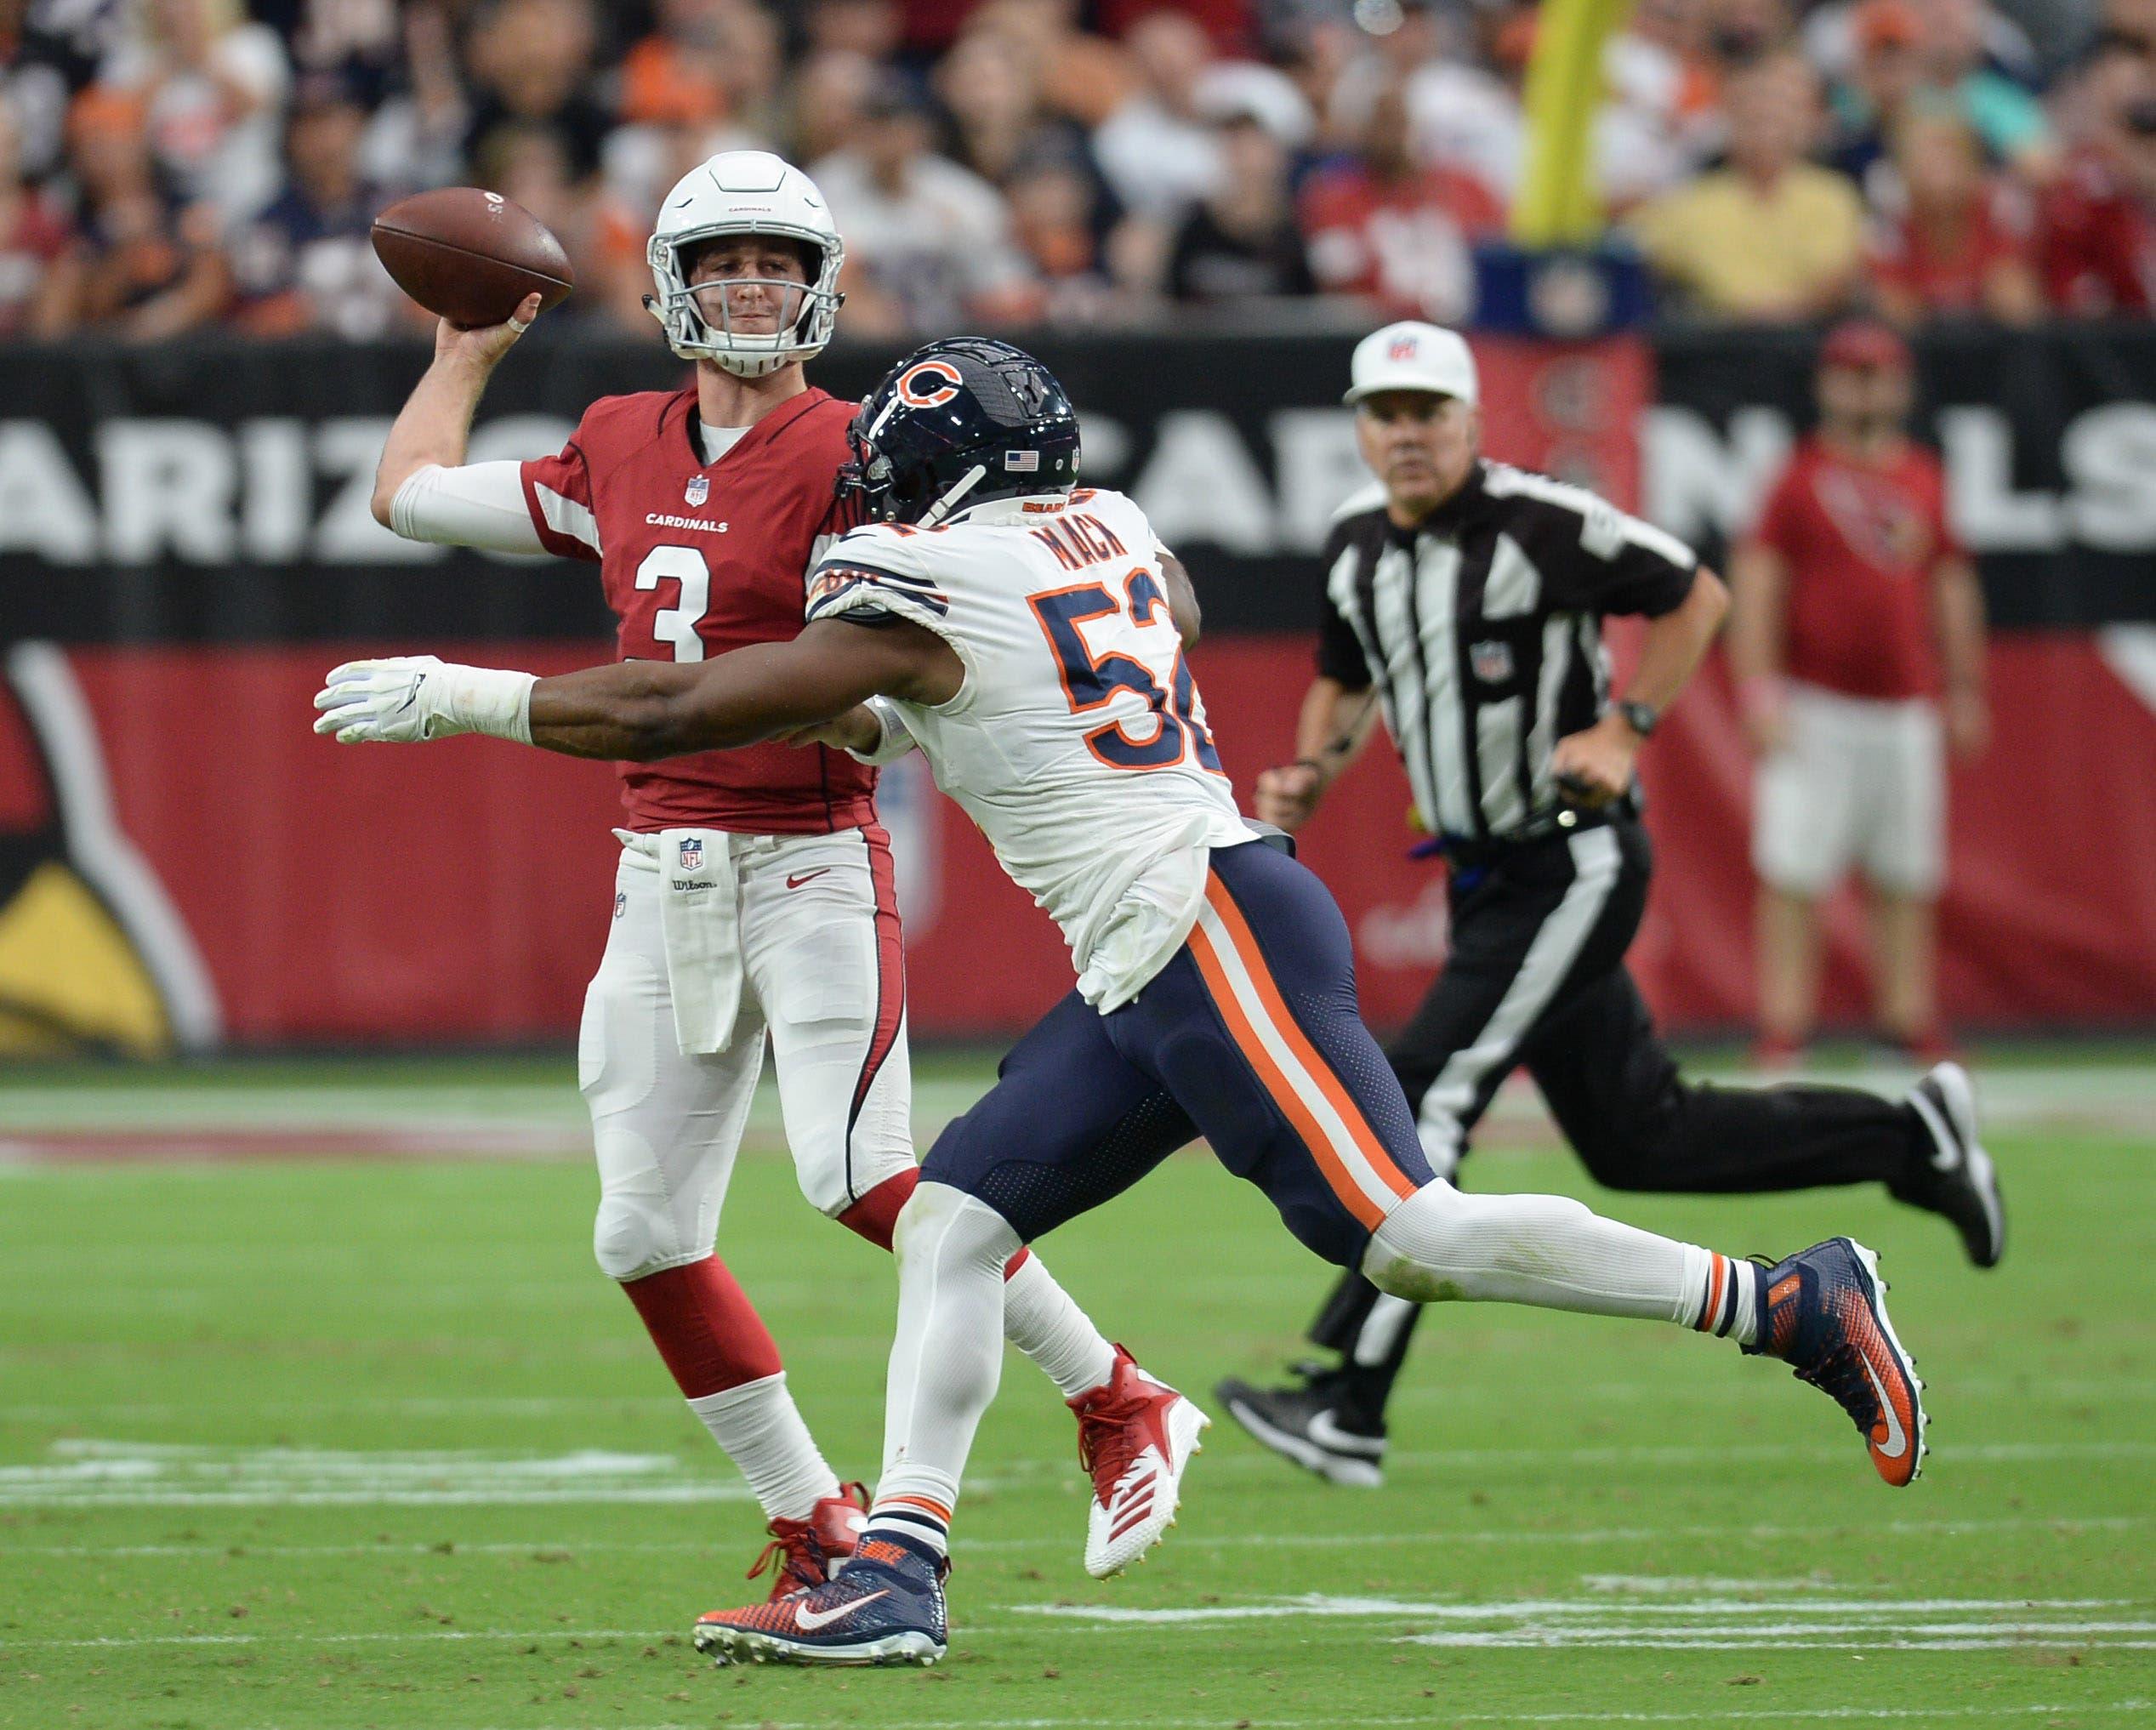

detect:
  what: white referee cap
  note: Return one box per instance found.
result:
[1344,322,1479,407]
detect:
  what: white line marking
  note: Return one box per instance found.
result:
[1002,1585,2156,1651]
[0,1440,759,1509]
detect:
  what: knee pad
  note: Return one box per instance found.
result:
[1362,1182,1595,1303]
[592,1141,701,1283]
[893,1180,1020,1277]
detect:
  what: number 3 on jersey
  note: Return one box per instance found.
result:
[635,544,709,662]
[1029,567,1223,773]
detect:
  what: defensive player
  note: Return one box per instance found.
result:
[364,153,1191,1591]
[319,338,1931,1670]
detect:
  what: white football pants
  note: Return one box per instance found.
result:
[579,827,915,1283]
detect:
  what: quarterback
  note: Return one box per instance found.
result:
[361,154,1192,1592]
[323,337,1932,1668]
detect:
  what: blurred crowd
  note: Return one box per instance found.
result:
[1,0,2150,344]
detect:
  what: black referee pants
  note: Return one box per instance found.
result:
[1308,817,1927,1425]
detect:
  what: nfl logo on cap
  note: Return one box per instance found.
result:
[678,837,703,870]
[1345,322,1480,408]
[685,475,710,507]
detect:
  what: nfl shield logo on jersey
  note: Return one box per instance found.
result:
[685,475,710,508]
[678,837,703,871]
[1471,640,1513,683]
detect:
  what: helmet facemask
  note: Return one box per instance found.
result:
[646,225,845,378]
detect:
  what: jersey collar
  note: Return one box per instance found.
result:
[1394,459,1490,542]
[941,488,1078,527]
[679,385,831,474]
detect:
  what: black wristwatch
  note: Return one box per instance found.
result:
[1616,699,1659,739]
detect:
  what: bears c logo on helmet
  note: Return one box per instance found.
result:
[896,360,964,408]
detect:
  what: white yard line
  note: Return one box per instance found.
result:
[1003,1586,2156,1652]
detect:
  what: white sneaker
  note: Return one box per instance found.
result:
[1068,1346,1209,1579]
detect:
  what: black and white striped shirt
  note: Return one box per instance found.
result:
[1317,460,1700,845]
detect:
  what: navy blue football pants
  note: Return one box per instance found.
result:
[921,838,1435,1268]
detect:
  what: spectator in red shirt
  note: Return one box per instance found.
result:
[1299,75,1502,324]
[2035,43,2156,313]
[1729,321,1988,1066]
[1867,105,2041,323]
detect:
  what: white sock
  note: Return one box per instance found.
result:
[1363,1182,1722,1327]
[864,1468,959,1560]
[1689,1251,1761,1347]
[685,1371,841,1524]
[1003,1252,1116,1397]
[879,1182,1020,1555]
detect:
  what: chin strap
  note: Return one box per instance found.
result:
[920,464,988,528]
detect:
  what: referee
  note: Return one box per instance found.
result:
[1215,322,2005,1488]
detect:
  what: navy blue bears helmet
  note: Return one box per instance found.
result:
[837,337,1081,527]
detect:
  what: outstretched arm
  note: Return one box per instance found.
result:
[370,290,544,530]
[315,618,964,760]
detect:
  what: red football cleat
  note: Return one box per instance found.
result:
[1069,1346,1209,1578]
[745,1481,868,1601]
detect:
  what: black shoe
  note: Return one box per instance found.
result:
[1896,1061,2005,1268]
[1213,1369,1387,1488]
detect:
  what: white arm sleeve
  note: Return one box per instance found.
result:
[390,461,547,555]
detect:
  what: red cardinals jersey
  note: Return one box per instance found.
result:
[2036,151,2156,315]
[1868,183,2028,316]
[1299,165,1502,323]
[1748,436,1962,702]
[519,386,877,834]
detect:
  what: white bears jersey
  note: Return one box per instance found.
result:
[804,486,1254,1011]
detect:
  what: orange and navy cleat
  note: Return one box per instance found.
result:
[1070,1346,1209,1578]
[743,1481,868,1602]
[1747,1238,1928,1487]
[693,1531,948,1667]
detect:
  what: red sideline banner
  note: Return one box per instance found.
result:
[4,634,2154,1056]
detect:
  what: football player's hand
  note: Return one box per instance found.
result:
[779,706,882,754]
[312,656,457,743]
[1254,760,1323,833]
[1550,714,1638,808]
[435,291,543,370]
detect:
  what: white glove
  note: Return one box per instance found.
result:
[312,656,535,745]
[847,696,920,766]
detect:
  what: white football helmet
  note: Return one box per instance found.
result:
[646,151,844,378]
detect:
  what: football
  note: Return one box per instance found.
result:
[371,187,575,328]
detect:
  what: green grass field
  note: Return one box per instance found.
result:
[2,1050,2152,1729]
